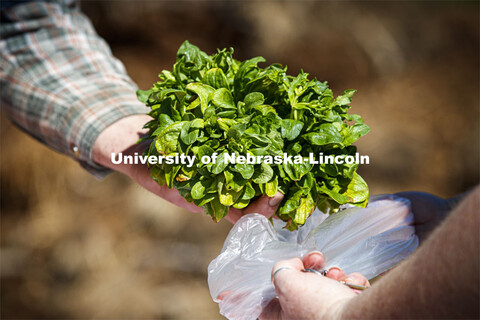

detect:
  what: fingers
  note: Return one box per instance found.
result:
[302,251,325,270]
[303,254,371,293]
[269,258,308,318]
[302,252,369,290]
[270,258,305,294]
[272,258,305,278]
[325,268,371,291]
[275,253,368,291]
[325,267,347,280]
[225,192,285,224]
[345,272,371,288]
[244,192,284,218]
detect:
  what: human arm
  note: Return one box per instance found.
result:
[0,0,283,222]
[396,190,470,242]
[263,186,479,319]
[91,114,284,222]
[0,0,147,178]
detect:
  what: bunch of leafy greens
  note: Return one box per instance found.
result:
[137,41,370,230]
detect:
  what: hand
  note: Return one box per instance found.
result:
[92,115,283,223]
[260,252,370,320]
[395,191,461,242]
[225,192,283,223]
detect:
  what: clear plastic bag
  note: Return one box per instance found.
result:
[208,195,419,320]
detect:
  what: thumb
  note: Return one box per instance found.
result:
[260,258,304,320]
[243,192,284,218]
[271,258,305,298]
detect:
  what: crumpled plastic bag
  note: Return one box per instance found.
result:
[208,195,419,320]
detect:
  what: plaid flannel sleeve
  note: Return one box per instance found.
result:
[0,0,149,178]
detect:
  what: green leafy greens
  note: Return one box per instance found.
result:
[137,41,370,230]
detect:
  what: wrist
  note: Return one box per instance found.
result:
[92,114,152,174]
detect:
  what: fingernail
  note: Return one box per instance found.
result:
[269,195,282,207]
[344,277,354,283]
[309,251,324,258]
[306,251,324,269]
[327,267,342,275]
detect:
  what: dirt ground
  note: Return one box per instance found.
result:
[1,1,479,319]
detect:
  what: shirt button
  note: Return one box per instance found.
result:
[71,144,80,158]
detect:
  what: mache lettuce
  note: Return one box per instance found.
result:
[137,41,370,230]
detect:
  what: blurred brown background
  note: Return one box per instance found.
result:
[1,1,479,319]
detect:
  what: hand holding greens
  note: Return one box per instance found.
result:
[137,41,370,230]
